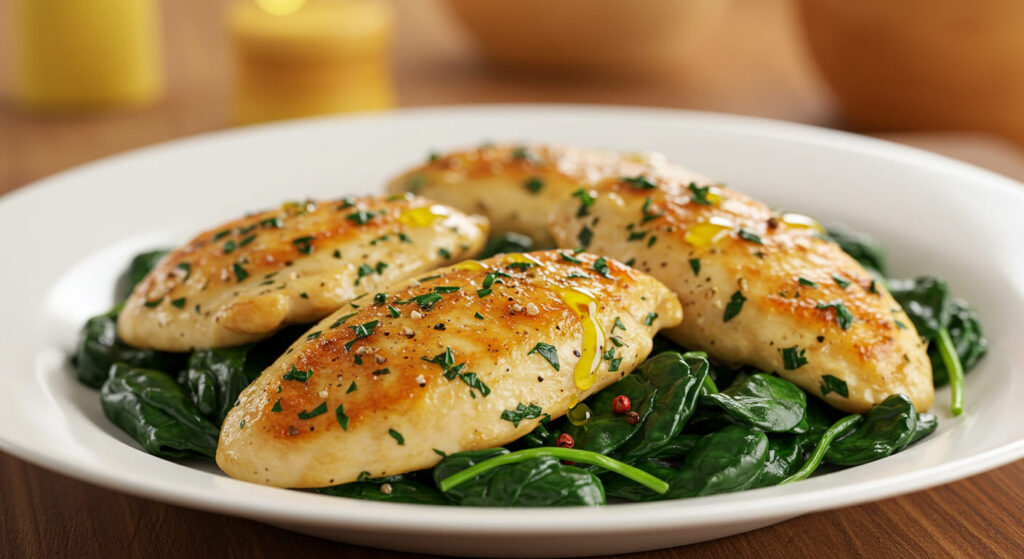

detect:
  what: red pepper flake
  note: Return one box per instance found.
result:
[626,411,640,425]
[612,395,631,414]
[556,433,575,448]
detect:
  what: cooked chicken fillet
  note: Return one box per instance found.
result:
[549,176,933,413]
[119,195,488,352]
[216,250,682,487]
[385,144,704,245]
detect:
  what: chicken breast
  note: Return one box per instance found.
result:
[385,144,704,245]
[216,250,682,487]
[119,195,488,352]
[549,176,933,414]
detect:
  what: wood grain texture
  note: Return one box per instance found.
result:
[0,0,1022,557]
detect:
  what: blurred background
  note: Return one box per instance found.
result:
[3,0,1024,192]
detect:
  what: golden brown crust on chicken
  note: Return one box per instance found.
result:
[216,250,682,487]
[549,176,933,413]
[385,144,705,245]
[118,195,488,352]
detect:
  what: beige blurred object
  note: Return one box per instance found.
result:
[443,0,730,74]
[798,0,1024,142]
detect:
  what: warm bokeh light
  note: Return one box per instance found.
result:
[254,0,308,16]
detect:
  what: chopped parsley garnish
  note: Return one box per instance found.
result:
[335,404,349,430]
[628,230,647,241]
[895,320,908,330]
[474,312,485,319]
[609,336,624,347]
[833,275,852,289]
[567,272,590,279]
[422,347,491,397]
[560,252,582,264]
[642,312,658,326]
[869,280,879,294]
[355,264,375,285]
[641,197,662,223]
[578,225,594,248]
[780,346,808,370]
[592,257,612,278]
[723,290,747,322]
[298,402,327,420]
[571,189,596,217]
[345,210,376,225]
[143,297,163,308]
[400,292,443,309]
[336,196,355,209]
[647,235,658,247]
[508,262,533,270]
[433,286,461,294]
[232,263,249,282]
[816,301,854,330]
[500,402,544,427]
[282,364,313,382]
[687,182,716,205]
[511,146,532,160]
[524,176,544,193]
[292,236,315,255]
[737,229,763,244]
[332,249,342,259]
[305,330,323,340]
[259,217,284,229]
[344,320,379,351]
[820,375,849,398]
[689,258,701,276]
[388,305,400,317]
[398,232,412,243]
[798,277,818,287]
[375,261,388,274]
[388,429,405,445]
[621,175,658,190]
[271,399,283,413]
[528,342,560,371]
[239,234,256,247]
[346,381,357,393]
[612,317,626,332]
[372,368,390,376]
[330,312,359,328]
[212,230,231,241]
[438,248,452,259]
[176,262,191,281]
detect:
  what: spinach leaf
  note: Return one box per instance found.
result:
[601,458,679,501]
[72,309,186,389]
[100,363,220,459]
[751,434,814,487]
[559,373,657,455]
[434,449,605,506]
[929,299,987,386]
[826,225,887,277]
[661,425,769,499]
[616,352,710,461]
[648,433,702,460]
[699,373,807,432]
[478,232,535,259]
[516,421,556,449]
[825,394,918,466]
[907,412,938,446]
[317,473,450,505]
[116,249,169,301]
[889,276,952,339]
[780,414,862,484]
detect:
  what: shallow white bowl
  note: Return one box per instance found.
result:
[0,105,1021,557]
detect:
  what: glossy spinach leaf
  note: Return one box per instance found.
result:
[907,412,938,446]
[929,299,987,386]
[560,373,656,455]
[699,373,807,432]
[185,346,262,423]
[478,232,535,259]
[825,394,918,466]
[751,434,812,487]
[116,249,169,301]
[601,458,680,502]
[100,363,220,459]
[435,450,604,506]
[661,425,769,499]
[617,352,710,461]
[648,433,702,460]
[72,309,187,389]
[826,225,888,277]
[317,473,450,505]
[889,276,952,339]
[516,421,556,449]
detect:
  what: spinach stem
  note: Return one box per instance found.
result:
[935,328,965,416]
[438,447,669,494]
[701,375,719,395]
[779,414,861,485]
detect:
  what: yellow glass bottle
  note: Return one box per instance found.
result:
[13,0,164,111]
[229,0,396,125]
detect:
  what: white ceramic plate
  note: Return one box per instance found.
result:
[1,105,1022,557]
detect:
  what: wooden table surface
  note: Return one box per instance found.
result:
[1,1,1022,557]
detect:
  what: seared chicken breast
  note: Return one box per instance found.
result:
[217,250,682,487]
[386,144,704,245]
[549,176,933,414]
[119,195,488,352]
